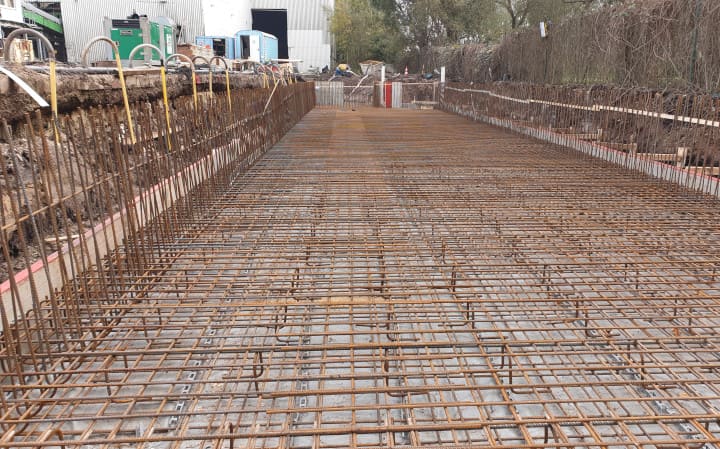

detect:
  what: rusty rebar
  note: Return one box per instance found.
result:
[2,96,720,448]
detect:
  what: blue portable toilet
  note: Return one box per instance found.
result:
[195,36,236,59]
[235,30,278,63]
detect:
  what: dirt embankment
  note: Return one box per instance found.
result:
[0,117,117,282]
[0,64,264,124]
[0,65,268,282]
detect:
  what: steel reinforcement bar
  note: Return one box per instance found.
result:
[1,106,720,448]
[440,82,720,197]
[0,82,314,404]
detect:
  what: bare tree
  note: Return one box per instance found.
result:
[495,0,530,28]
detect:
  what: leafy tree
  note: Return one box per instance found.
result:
[330,0,625,68]
[391,0,496,70]
[395,0,495,45]
[331,0,405,68]
[369,0,400,24]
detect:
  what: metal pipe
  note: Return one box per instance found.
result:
[3,28,56,62]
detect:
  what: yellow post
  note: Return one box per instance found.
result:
[160,66,172,151]
[225,69,232,110]
[114,52,136,144]
[192,71,199,109]
[49,59,59,143]
[78,38,137,143]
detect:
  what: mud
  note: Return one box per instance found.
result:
[0,64,263,125]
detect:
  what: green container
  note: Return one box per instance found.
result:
[110,19,144,60]
[106,16,176,64]
[163,25,175,59]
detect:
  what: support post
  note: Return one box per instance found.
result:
[380,65,386,108]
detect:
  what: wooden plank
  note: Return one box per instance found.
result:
[598,142,638,153]
[636,147,688,166]
[685,166,720,176]
[564,133,600,141]
[413,100,438,110]
[637,153,682,162]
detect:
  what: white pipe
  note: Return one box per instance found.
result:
[445,87,720,128]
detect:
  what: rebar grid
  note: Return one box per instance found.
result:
[4,107,720,448]
[441,83,720,198]
[0,83,315,446]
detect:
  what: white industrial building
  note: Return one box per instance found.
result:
[0,0,24,61]
[0,0,24,40]
[58,0,334,72]
[0,0,23,24]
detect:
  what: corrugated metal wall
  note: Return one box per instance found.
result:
[0,2,24,23]
[392,82,403,109]
[202,0,251,36]
[315,81,344,108]
[60,0,333,70]
[250,0,333,72]
[60,0,205,63]
[249,0,333,30]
